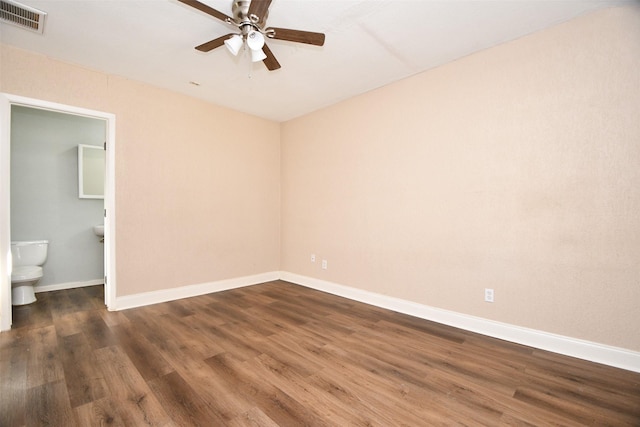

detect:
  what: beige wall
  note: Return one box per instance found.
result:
[1,45,281,296]
[281,6,640,351]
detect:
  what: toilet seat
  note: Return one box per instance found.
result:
[11,266,43,283]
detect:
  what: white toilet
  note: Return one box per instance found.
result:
[10,240,48,306]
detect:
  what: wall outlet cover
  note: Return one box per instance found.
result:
[484,288,494,303]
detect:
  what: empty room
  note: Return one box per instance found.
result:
[1,0,639,425]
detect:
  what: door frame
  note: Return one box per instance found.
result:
[0,93,116,330]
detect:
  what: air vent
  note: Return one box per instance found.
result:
[0,0,46,34]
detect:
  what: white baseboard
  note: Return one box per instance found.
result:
[113,271,280,311]
[280,271,640,374]
[35,279,104,293]
[97,269,640,373]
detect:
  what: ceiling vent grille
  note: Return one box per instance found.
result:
[0,0,46,34]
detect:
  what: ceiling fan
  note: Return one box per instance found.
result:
[178,0,326,70]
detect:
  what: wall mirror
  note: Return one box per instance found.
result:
[78,144,105,199]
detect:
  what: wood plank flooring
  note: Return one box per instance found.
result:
[1,281,639,426]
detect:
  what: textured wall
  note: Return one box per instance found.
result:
[281,6,640,351]
[1,45,281,297]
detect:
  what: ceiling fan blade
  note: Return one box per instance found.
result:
[195,34,234,52]
[248,0,272,24]
[262,44,281,71]
[267,27,325,46]
[178,0,232,23]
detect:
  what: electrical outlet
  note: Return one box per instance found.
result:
[484,288,494,303]
[321,259,328,270]
[311,254,316,263]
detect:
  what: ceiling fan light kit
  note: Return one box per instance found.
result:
[179,0,325,71]
[250,47,267,62]
[246,30,264,50]
[224,34,243,56]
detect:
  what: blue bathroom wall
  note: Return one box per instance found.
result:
[10,106,105,289]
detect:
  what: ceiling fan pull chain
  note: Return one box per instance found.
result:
[247,50,253,79]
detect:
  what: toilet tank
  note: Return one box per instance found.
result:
[11,240,49,267]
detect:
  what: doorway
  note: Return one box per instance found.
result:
[0,94,116,330]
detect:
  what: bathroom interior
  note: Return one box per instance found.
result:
[9,105,106,310]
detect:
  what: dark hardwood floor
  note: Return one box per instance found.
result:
[1,281,639,426]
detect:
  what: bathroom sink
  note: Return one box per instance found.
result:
[93,224,104,237]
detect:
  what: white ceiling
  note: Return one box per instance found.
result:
[0,0,631,122]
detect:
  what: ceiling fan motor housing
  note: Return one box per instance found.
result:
[232,0,268,26]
